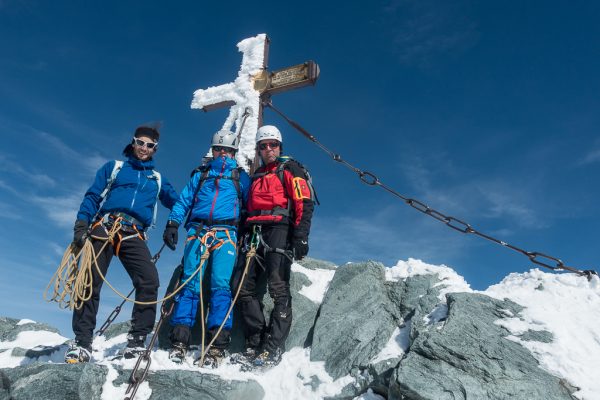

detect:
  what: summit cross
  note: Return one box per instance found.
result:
[190,33,319,170]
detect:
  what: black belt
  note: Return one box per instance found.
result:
[247,207,290,217]
[191,218,238,227]
[106,212,145,230]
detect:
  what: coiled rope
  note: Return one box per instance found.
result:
[44,218,208,309]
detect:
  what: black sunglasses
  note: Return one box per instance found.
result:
[212,146,235,153]
[133,138,158,149]
[258,141,280,150]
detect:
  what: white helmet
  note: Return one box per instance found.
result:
[211,130,238,150]
[256,125,282,143]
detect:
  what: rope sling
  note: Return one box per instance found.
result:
[45,214,258,369]
[44,217,208,309]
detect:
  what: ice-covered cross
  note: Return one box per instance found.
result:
[191,33,319,171]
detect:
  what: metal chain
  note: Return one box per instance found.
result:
[263,98,598,281]
[124,280,178,400]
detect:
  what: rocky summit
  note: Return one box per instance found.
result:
[0,258,584,399]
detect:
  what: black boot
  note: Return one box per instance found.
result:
[168,342,187,364]
[122,334,147,359]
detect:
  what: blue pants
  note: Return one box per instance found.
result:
[170,225,237,334]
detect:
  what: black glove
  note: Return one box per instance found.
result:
[163,220,179,250]
[73,219,89,248]
[292,236,309,260]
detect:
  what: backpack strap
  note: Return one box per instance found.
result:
[150,170,162,228]
[100,160,124,199]
[183,166,210,227]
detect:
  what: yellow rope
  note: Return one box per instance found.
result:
[196,242,256,366]
[44,219,208,309]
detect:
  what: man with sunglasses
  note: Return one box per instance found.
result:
[232,124,314,369]
[65,126,179,364]
[162,129,250,367]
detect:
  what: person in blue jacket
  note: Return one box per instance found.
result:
[64,126,179,364]
[162,129,250,368]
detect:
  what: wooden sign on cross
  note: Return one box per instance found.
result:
[190,33,319,171]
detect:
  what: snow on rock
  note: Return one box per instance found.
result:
[291,261,336,304]
[385,257,472,298]
[484,269,600,400]
[1,260,598,399]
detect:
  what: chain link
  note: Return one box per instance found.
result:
[263,99,598,281]
[124,282,178,400]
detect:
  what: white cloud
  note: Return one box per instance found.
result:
[397,152,546,230]
[309,204,468,268]
[579,148,600,165]
[29,193,80,227]
[0,201,23,220]
[37,130,105,174]
[0,154,56,187]
[381,0,479,68]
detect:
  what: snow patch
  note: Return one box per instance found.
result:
[484,269,600,400]
[385,258,472,299]
[291,262,336,304]
[371,322,411,364]
[16,319,36,326]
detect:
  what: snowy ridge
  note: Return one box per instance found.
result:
[483,269,600,400]
[1,259,599,399]
[385,258,472,298]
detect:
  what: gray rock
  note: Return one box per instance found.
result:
[145,370,264,400]
[389,292,577,400]
[0,362,106,400]
[0,317,60,342]
[519,329,554,343]
[311,261,399,380]
[11,345,63,359]
[297,257,337,270]
[101,320,132,340]
[386,274,443,323]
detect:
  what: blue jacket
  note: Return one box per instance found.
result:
[77,157,179,228]
[168,156,250,228]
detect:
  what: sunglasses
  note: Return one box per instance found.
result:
[133,138,158,149]
[258,141,280,150]
[212,146,235,153]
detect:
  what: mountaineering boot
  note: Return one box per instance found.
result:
[252,348,282,369]
[230,347,258,365]
[168,342,187,364]
[122,334,147,359]
[199,347,226,369]
[230,347,258,364]
[64,341,92,364]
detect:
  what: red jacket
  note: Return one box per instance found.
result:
[246,159,314,238]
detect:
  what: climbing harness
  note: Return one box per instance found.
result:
[45,217,207,310]
[263,98,598,280]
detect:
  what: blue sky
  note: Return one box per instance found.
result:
[1,0,599,335]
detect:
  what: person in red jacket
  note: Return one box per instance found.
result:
[232,125,314,368]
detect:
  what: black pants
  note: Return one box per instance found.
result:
[232,224,292,352]
[72,224,159,348]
